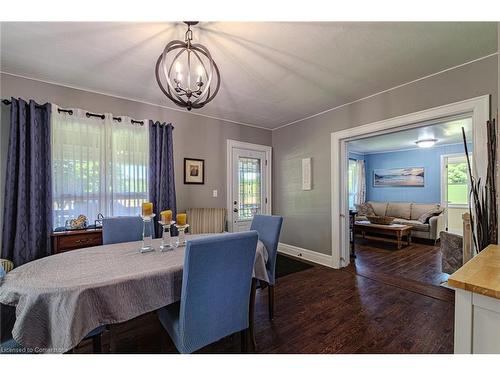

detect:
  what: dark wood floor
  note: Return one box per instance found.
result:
[353,236,449,285]
[75,256,454,354]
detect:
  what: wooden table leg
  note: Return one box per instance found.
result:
[397,232,402,250]
[408,232,412,245]
[248,278,257,351]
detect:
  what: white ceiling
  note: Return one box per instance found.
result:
[0,22,497,129]
[347,117,473,154]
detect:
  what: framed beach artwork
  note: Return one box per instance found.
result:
[373,167,424,187]
[184,158,205,184]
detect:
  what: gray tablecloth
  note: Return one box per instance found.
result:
[0,234,268,353]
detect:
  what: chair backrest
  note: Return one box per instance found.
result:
[186,208,226,234]
[102,216,144,245]
[250,215,283,284]
[178,231,258,353]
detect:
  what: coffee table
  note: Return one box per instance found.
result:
[354,221,413,250]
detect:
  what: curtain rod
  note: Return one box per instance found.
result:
[2,100,144,125]
[57,107,144,125]
[2,99,175,128]
[2,98,48,109]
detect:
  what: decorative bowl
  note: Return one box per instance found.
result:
[366,215,395,225]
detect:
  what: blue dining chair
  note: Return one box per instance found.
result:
[250,215,283,320]
[157,231,259,353]
[102,216,144,245]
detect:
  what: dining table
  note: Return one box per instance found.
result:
[0,233,269,353]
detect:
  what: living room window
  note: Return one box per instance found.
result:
[348,159,366,210]
[51,108,149,228]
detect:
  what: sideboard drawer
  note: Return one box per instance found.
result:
[52,230,103,254]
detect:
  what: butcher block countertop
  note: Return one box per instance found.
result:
[448,244,500,300]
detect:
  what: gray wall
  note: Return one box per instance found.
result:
[272,54,499,255]
[0,73,272,218]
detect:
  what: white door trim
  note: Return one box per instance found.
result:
[226,140,272,232]
[331,95,490,269]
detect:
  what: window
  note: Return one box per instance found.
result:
[238,157,262,219]
[51,108,149,228]
[348,158,366,210]
[348,159,358,210]
[447,160,469,205]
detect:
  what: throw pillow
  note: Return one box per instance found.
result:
[417,208,444,224]
[355,202,376,217]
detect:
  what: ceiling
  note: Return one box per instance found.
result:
[0,22,497,129]
[347,117,473,154]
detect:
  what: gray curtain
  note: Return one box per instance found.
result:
[1,98,52,266]
[149,121,176,237]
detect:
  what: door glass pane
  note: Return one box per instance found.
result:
[447,161,468,205]
[238,157,262,220]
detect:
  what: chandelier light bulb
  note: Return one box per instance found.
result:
[175,62,182,73]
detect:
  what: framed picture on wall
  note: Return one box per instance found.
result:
[184,158,205,184]
[373,167,424,187]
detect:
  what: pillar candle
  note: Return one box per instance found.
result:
[161,210,172,223]
[176,213,187,226]
[142,202,153,216]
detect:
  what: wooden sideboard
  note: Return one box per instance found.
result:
[51,229,103,254]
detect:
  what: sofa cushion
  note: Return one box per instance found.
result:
[393,218,430,232]
[410,203,440,220]
[417,208,444,224]
[386,202,412,220]
[355,202,375,217]
[367,201,388,217]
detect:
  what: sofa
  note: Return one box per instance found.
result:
[356,201,445,241]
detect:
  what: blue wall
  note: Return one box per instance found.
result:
[360,143,471,204]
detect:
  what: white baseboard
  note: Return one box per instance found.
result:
[278,242,333,268]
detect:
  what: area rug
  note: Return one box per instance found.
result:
[275,254,313,279]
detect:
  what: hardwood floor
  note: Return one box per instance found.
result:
[352,236,449,286]
[75,260,454,354]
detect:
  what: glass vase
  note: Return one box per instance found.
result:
[140,214,155,253]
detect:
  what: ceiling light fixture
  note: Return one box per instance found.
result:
[415,138,438,148]
[155,21,220,111]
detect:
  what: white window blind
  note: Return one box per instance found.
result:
[51,106,149,228]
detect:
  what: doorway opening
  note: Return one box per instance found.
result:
[345,116,474,286]
[331,96,489,271]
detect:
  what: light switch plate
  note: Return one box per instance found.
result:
[212,189,218,197]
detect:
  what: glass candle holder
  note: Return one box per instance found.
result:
[158,220,176,251]
[140,214,156,253]
[174,224,189,246]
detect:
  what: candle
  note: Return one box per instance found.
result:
[176,213,187,226]
[142,202,153,217]
[161,210,172,223]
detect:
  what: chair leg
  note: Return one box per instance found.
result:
[268,285,275,320]
[92,334,102,354]
[240,329,248,353]
[248,278,257,351]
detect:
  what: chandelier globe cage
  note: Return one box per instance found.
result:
[155,22,221,111]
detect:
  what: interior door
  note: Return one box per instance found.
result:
[442,155,470,235]
[231,147,268,232]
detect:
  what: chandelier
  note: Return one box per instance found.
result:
[155,22,221,111]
